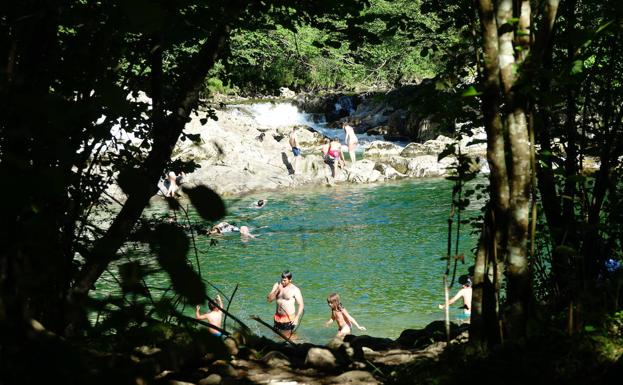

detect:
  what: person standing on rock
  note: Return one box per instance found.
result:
[342,122,359,166]
[321,137,344,179]
[289,127,301,175]
[267,270,304,338]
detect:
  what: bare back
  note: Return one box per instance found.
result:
[289,132,299,148]
[344,125,358,145]
[206,310,222,334]
[332,308,351,329]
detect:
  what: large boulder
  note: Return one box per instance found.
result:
[363,141,404,157]
[304,347,338,369]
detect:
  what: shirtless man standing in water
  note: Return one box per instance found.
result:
[267,270,304,337]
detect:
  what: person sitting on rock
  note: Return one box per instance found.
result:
[163,171,185,197]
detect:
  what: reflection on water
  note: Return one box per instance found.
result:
[100,178,480,344]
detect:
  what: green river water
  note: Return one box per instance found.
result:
[101,177,480,344]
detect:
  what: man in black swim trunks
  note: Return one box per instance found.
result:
[267,270,304,337]
[289,127,301,175]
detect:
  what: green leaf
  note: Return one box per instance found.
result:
[152,224,207,305]
[554,245,577,257]
[183,185,226,221]
[462,86,482,97]
[570,60,584,75]
[121,0,166,34]
[119,262,148,295]
[438,144,456,161]
[117,168,152,197]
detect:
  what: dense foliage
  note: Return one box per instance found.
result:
[2,0,623,383]
[208,0,452,94]
[0,1,367,383]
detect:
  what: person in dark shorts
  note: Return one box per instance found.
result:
[289,127,301,174]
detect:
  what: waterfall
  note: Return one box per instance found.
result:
[228,101,383,144]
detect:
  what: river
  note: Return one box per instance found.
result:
[102,177,480,344]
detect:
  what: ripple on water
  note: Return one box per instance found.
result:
[101,178,481,343]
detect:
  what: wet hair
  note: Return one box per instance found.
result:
[281,270,292,280]
[257,199,265,207]
[208,299,217,311]
[327,293,343,310]
[458,274,472,287]
[332,136,340,142]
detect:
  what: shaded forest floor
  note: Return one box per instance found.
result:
[5,319,623,385]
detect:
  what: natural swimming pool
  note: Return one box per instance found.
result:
[100,177,480,344]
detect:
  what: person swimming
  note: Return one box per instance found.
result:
[208,222,239,235]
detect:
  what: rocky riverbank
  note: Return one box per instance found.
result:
[169,100,487,198]
[112,320,470,385]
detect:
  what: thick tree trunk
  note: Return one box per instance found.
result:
[473,0,512,345]
[473,0,561,341]
[470,207,502,346]
[506,106,533,338]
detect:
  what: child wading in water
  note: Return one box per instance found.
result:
[325,293,366,337]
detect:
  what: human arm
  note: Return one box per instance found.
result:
[196,305,209,320]
[325,317,334,327]
[438,289,465,309]
[267,282,280,302]
[343,309,366,330]
[293,288,304,325]
[216,294,223,310]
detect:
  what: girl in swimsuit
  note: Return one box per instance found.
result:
[322,137,344,178]
[325,293,366,338]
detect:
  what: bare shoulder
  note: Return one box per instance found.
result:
[293,284,303,296]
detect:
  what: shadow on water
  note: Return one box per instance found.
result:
[109,178,483,344]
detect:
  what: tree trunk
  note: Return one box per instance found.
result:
[66,8,243,333]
